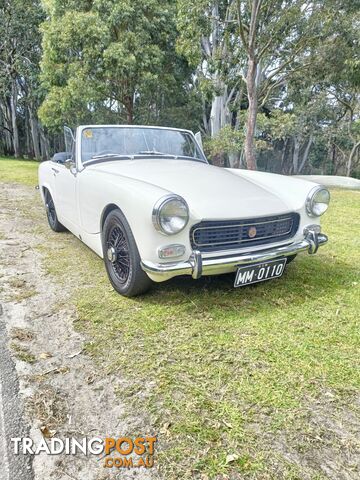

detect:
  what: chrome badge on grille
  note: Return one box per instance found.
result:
[248,226,257,238]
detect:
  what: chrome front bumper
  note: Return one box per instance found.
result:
[141,227,328,282]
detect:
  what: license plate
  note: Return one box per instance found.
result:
[234,258,287,287]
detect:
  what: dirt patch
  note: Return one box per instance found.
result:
[10,327,35,342]
[0,183,156,480]
[27,385,68,432]
[248,393,360,480]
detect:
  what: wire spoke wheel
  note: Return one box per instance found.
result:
[46,194,56,226]
[107,225,131,284]
[44,190,66,232]
[102,209,153,297]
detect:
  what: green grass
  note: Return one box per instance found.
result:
[75,190,360,478]
[10,342,37,364]
[0,156,39,186]
[2,157,360,479]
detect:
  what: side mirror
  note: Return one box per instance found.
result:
[64,158,73,169]
[64,158,76,173]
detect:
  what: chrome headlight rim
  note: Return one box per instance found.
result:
[306,186,330,217]
[152,194,189,235]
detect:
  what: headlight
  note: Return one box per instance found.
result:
[306,186,330,217]
[152,195,189,235]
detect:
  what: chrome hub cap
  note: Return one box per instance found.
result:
[107,246,117,263]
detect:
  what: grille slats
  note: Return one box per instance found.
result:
[190,213,300,252]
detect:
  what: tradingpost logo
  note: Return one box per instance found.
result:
[11,436,157,469]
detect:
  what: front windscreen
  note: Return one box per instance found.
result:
[81,127,205,162]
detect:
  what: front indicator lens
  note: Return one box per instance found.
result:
[158,244,186,259]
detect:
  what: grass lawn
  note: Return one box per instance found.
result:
[0,156,39,185]
[2,157,360,479]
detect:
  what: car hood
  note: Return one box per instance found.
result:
[90,159,296,219]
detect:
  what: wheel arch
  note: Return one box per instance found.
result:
[41,184,53,203]
[100,203,122,232]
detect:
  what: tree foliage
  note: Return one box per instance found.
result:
[39,0,200,130]
[0,0,358,176]
[0,0,46,158]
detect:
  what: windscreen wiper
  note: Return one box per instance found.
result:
[91,153,132,159]
[136,150,177,158]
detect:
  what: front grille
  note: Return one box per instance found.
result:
[190,213,300,253]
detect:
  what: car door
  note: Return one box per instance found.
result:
[53,127,80,230]
[53,163,79,229]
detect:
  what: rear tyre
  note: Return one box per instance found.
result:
[102,209,153,297]
[44,190,66,232]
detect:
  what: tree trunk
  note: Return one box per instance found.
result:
[4,100,13,153]
[210,95,224,137]
[280,138,289,174]
[292,136,300,174]
[124,92,134,124]
[39,126,50,161]
[0,103,13,153]
[29,107,41,160]
[10,82,20,157]
[298,135,313,174]
[127,105,133,124]
[25,109,32,157]
[331,142,336,175]
[347,140,360,177]
[245,57,257,170]
[210,79,231,137]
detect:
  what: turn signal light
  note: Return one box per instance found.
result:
[158,244,186,259]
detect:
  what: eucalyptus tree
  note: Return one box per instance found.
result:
[0,0,45,158]
[315,0,360,176]
[177,0,327,170]
[40,0,196,129]
[177,1,241,138]
[274,0,360,176]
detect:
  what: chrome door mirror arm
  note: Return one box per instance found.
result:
[64,158,77,175]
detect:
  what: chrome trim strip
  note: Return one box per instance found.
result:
[141,229,328,282]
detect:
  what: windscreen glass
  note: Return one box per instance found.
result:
[81,127,204,162]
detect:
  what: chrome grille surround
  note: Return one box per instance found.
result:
[190,213,300,253]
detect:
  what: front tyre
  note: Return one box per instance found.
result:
[102,210,153,297]
[44,190,66,232]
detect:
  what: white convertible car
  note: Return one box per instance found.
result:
[38,125,330,296]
